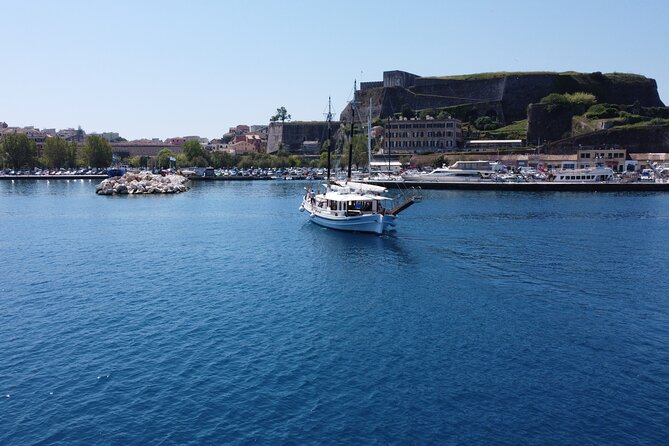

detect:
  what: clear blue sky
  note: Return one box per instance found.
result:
[1,0,667,141]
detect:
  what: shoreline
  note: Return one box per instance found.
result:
[3,175,669,192]
[365,180,669,192]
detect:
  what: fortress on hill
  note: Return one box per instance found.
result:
[267,70,668,154]
[341,70,664,124]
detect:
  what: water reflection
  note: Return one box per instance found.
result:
[300,222,415,266]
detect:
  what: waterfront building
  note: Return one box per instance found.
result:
[370,160,402,174]
[110,142,182,158]
[383,117,463,155]
[577,146,627,172]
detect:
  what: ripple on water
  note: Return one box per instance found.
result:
[1,182,669,444]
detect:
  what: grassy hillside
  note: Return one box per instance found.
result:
[421,71,650,83]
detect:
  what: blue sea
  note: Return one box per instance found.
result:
[1,179,668,445]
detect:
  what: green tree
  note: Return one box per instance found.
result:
[81,135,112,168]
[128,156,142,168]
[237,155,254,169]
[338,134,368,169]
[43,137,69,168]
[157,149,175,168]
[270,106,291,123]
[2,133,36,170]
[65,142,79,168]
[182,140,206,163]
[401,104,415,119]
[176,153,189,167]
[474,116,502,131]
[419,108,438,119]
[210,150,234,168]
[287,155,301,167]
[352,134,369,168]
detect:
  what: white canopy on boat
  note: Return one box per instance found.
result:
[333,181,388,194]
[323,191,392,201]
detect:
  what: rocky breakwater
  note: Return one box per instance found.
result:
[96,172,190,195]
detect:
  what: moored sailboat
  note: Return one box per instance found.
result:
[299,94,418,234]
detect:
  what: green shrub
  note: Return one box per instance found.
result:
[585,104,618,119]
[650,118,669,126]
[474,116,502,131]
[540,92,596,114]
[617,111,647,125]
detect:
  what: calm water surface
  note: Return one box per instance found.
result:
[1,179,668,445]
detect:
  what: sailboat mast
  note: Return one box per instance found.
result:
[347,81,356,181]
[386,115,390,173]
[367,97,372,174]
[326,96,332,183]
[387,115,391,173]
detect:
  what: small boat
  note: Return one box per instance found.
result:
[300,95,418,234]
[402,160,506,182]
[107,167,127,177]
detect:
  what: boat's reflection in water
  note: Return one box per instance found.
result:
[302,222,415,266]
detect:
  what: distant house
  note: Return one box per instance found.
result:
[245,134,263,151]
[165,137,186,146]
[227,141,257,155]
[206,139,228,152]
[57,127,85,143]
[229,125,250,135]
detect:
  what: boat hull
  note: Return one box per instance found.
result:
[401,174,488,182]
[305,208,396,234]
[300,201,397,234]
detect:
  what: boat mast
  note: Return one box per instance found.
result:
[326,96,332,184]
[387,115,391,173]
[347,81,356,181]
[367,97,372,175]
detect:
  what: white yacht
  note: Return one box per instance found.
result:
[402,160,506,182]
[548,166,615,182]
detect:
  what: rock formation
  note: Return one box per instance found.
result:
[96,172,190,195]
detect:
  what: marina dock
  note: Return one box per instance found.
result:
[364,180,669,192]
